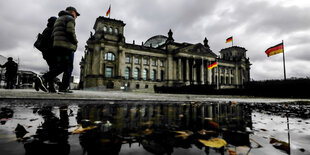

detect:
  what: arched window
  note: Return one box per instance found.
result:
[143,69,148,80]
[109,27,113,33]
[151,70,156,81]
[134,68,139,80]
[103,26,107,32]
[115,28,119,34]
[105,52,115,61]
[125,67,130,80]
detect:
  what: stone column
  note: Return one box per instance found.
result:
[200,58,205,84]
[173,59,177,81]
[235,65,239,86]
[131,55,135,78]
[149,57,152,81]
[140,57,144,80]
[157,59,160,80]
[178,58,182,82]
[118,49,125,78]
[167,54,173,86]
[193,59,197,84]
[186,58,190,85]
[99,50,103,75]
[92,45,100,75]
[223,67,226,85]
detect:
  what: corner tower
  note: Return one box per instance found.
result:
[92,17,126,42]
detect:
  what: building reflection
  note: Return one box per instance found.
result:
[77,102,252,155]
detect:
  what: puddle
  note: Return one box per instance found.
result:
[0,101,309,155]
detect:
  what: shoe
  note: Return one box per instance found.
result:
[35,76,48,92]
[58,89,73,93]
[49,87,57,93]
[48,82,57,93]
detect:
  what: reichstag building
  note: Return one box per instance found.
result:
[79,17,251,90]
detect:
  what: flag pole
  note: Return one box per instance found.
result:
[109,4,111,18]
[232,36,234,47]
[282,40,286,80]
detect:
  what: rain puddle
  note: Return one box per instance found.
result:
[0,101,309,155]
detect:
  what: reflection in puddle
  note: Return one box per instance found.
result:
[0,101,309,155]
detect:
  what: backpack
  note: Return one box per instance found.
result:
[34,16,57,53]
[34,33,45,52]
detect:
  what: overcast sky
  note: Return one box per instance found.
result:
[0,0,309,81]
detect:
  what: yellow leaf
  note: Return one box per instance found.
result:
[174,131,193,139]
[143,129,153,135]
[72,125,97,134]
[199,138,227,148]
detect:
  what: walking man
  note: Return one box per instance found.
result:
[37,6,79,93]
[34,16,57,92]
[0,57,18,89]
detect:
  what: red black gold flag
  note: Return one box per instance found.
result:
[208,62,217,70]
[106,5,111,17]
[226,37,233,43]
[265,43,284,57]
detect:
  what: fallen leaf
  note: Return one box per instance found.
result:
[72,125,97,134]
[231,101,238,106]
[141,121,153,126]
[174,131,193,139]
[270,137,290,154]
[143,129,153,135]
[227,148,237,155]
[209,120,219,128]
[198,138,227,148]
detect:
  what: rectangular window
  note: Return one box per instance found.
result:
[126,56,131,63]
[143,58,149,65]
[105,67,113,78]
[152,59,157,66]
[160,60,164,67]
[135,58,140,64]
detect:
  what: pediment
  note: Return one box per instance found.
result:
[177,43,217,57]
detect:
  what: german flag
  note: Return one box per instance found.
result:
[226,36,233,43]
[106,5,111,17]
[208,62,217,70]
[265,43,284,57]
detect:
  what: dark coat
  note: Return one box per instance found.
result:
[41,18,56,57]
[1,61,18,78]
[52,11,78,51]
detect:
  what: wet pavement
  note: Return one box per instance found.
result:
[1,89,309,103]
[0,89,310,155]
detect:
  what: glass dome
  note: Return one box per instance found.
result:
[144,35,168,48]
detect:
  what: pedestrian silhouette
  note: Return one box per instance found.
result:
[36,6,80,93]
[0,57,18,89]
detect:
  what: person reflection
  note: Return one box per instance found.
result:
[0,107,14,125]
[24,106,70,155]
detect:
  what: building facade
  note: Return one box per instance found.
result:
[80,17,251,90]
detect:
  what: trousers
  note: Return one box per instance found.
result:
[43,48,74,90]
